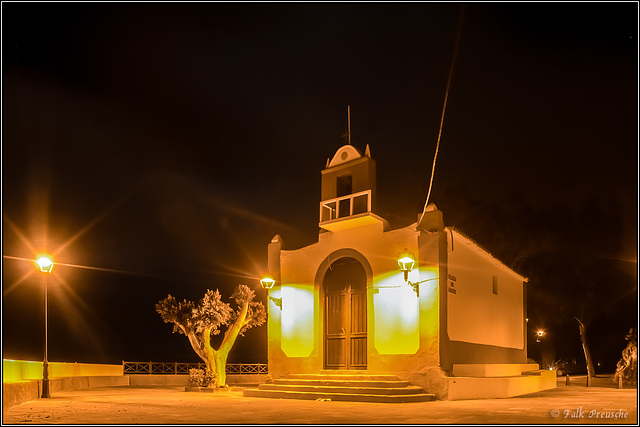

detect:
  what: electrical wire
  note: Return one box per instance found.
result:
[419,6,465,225]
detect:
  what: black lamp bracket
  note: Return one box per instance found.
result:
[407,277,439,297]
[269,296,282,309]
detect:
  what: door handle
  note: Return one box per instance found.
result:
[340,327,345,334]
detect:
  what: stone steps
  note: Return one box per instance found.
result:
[287,373,400,381]
[242,373,436,403]
[260,383,426,395]
[273,378,414,388]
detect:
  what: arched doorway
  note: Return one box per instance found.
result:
[323,257,367,370]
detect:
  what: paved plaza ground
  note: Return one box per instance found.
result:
[3,376,637,424]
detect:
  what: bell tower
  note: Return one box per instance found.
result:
[319,144,386,232]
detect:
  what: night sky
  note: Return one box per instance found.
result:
[2,3,637,366]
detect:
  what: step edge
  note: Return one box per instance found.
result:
[259,385,426,394]
[244,389,436,401]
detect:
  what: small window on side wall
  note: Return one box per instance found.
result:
[492,275,498,295]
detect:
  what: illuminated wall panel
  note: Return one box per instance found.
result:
[281,284,315,357]
[2,359,123,383]
[446,231,524,349]
[373,273,419,354]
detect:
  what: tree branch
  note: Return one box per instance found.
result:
[220,300,249,351]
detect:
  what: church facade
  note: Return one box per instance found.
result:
[261,144,553,399]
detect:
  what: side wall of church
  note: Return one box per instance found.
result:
[439,229,528,371]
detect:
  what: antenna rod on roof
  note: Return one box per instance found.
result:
[347,105,351,145]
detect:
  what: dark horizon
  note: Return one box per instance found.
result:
[2,2,637,368]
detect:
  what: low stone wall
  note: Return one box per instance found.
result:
[3,359,123,383]
[3,360,128,410]
[2,381,40,412]
[129,374,266,386]
[3,376,130,411]
[452,363,540,377]
[447,369,557,400]
[129,374,189,386]
[3,359,266,411]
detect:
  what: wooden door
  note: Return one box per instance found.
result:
[324,258,367,370]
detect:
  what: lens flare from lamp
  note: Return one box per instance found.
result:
[260,277,275,290]
[36,256,54,273]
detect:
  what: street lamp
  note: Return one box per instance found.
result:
[536,329,545,343]
[36,256,54,273]
[260,277,282,309]
[35,255,53,398]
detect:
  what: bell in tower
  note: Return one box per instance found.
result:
[319,144,387,232]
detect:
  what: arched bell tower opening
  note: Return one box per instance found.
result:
[322,257,367,370]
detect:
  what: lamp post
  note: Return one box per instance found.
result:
[36,255,54,398]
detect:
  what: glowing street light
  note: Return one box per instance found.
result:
[397,255,415,282]
[260,277,275,290]
[36,255,54,398]
[260,276,281,309]
[36,256,54,273]
[536,329,545,343]
[397,251,439,297]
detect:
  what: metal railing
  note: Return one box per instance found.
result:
[320,190,371,223]
[123,361,268,375]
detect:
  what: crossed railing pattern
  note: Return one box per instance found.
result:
[225,364,268,374]
[123,361,268,375]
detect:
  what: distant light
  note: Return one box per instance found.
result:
[36,256,54,273]
[537,330,545,337]
[260,277,275,290]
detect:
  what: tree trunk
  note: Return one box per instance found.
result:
[202,327,224,387]
[211,351,229,387]
[201,301,250,388]
[577,318,596,381]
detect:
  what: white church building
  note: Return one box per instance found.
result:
[246,144,556,401]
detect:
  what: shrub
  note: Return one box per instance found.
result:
[189,368,216,387]
[613,328,637,386]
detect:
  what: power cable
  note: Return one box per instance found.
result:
[419,5,465,225]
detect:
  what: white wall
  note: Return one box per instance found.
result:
[276,222,424,365]
[446,230,525,349]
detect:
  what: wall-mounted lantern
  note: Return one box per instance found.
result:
[536,329,545,343]
[396,251,439,297]
[260,276,282,309]
[260,277,275,290]
[397,255,415,282]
